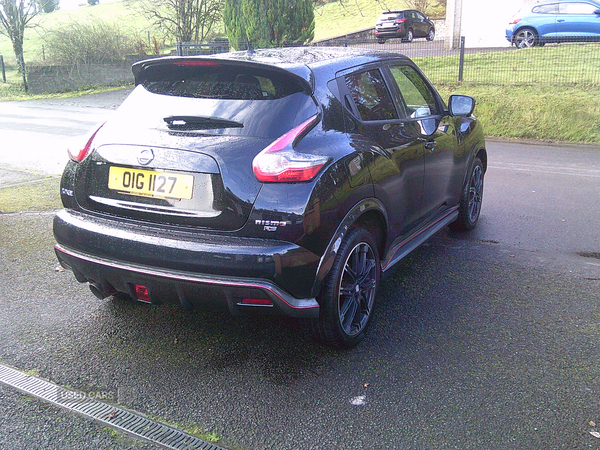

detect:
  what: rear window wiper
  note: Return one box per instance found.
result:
[163,115,243,130]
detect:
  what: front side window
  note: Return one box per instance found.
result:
[559,2,598,14]
[344,69,398,121]
[389,65,439,119]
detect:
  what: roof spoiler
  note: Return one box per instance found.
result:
[132,56,314,95]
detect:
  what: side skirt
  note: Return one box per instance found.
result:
[381,207,459,276]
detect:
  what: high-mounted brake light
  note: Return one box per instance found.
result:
[173,61,220,67]
[67,122,105,162]
[252,115,329,183]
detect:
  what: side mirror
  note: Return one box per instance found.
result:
[449,95,475,116]
[594,9,600,14]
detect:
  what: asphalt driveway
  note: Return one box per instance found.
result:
[1,91,599,449]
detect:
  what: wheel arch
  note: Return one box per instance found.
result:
[512,26,539,43]
[311,198,388,298]
[476,147,488,173]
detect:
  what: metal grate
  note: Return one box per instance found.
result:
[0,363,227,450]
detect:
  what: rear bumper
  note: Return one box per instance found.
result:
[53,209,321,318]
[375,28,407,39]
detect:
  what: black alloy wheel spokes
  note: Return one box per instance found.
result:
[468,165,483,223]
[338,242,377,337]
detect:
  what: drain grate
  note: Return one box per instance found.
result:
[0,363,227,450]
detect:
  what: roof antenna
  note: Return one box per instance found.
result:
[242,18,255,56]
[246,38,255,56]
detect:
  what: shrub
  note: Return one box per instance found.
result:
[43,19,138,67]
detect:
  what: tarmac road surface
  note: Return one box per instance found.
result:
[1,90,599,449]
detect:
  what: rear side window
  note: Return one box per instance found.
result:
[344,69,397,121]
[533,3,559,13]
[140,62,303,100]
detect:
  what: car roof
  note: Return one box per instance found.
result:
[213,46,409,69]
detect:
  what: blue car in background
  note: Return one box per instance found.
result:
[506,0,600,47]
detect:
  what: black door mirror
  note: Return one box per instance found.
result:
[448,95,475,116]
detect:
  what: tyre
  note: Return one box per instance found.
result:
[514,28,538,48]
[403,29,414,43]
[426,28,435,41]
[451,157,484,231]
[304,227,380,349]
[377,38,386,44]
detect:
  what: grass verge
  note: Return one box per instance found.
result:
[0,177,62,213]
[435,84,600,145]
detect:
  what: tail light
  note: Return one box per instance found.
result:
[509,18,521,25]
[67,122,105,162]
[395,18,406,23]
[252,115,329,183]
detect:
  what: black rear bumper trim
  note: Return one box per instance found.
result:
[55,244,320,318]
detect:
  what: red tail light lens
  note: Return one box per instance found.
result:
[252,115,329,183]
[67,122,105,162]
[509,18,521,25]
[395,18,406,23]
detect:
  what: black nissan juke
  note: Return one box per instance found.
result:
[54,47,486,349]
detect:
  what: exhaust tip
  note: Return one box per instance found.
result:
[89,282,110,299]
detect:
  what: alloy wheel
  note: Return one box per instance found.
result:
[337,241,377,337]
[467,164,483,224]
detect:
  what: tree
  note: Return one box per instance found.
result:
[404,0,445,15]
[136,0,223,43]
[38,0,58,12]
[224,0,314,49]
[0,0,40,91]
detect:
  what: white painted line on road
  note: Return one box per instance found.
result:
[488,163,600,179]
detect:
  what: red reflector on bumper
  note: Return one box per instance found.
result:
[134,285,151,303]
[241,298,273,306]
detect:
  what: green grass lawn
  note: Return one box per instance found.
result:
[313,0,445,41]
[0,1,156,68]
[415,43,600,86]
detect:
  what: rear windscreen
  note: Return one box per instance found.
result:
[116,62,318,139]
[379,12,403,21]
[139,62,304,101]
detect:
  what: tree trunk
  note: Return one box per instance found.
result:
[12,40,29,92]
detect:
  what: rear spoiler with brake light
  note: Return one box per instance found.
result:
[132,56,314,95]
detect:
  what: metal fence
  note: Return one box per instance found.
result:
[315,37,600,87]
[176,37,600,87]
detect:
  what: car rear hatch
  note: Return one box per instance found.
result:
[377,11,404,27]
[74,57,319,231]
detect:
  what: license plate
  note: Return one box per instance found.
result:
[108,167,194,200]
